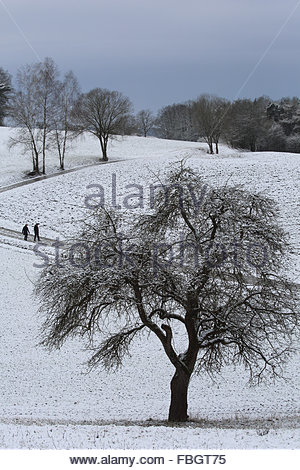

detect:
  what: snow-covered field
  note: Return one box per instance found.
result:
[0,127,299,449]
[0,127,299,279]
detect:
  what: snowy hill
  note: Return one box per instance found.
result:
[0,127,299,449]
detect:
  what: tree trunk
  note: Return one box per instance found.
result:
[42,103,47,174]
[215,142,219,154]
[168,367,191,422]
[99,137,108,161]
[61,129,67,170]
[32,150,36,173]
[42,150,46,174]
[33,148,39,174]
[56,131,63,170]
[102,147,108,161]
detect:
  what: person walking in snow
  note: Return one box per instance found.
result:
[34,223,40,241]
[22,224,30,241]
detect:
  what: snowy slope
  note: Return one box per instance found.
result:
[0,245,299,449]
[0,127,206,187]
[0,140,299,279]
[0,129,299,449]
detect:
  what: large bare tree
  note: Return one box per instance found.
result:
[36,166,299,422]
[75,88,133,161]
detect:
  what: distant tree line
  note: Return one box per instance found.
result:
[155,95,300,154]
[1,57,300,174]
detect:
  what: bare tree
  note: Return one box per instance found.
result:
[36,165,299,422]
[10,64,43,174]
[39,58,59,173]
[9,57,59,174]
[52,71,81,170]
[136,109,155,137]
[0,67,11,126]
[192,95,229,154]
[75,88,133,161]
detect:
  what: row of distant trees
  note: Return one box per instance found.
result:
[1,57,300,174]
[155,95,300,154]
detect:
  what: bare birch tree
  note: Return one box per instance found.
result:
[9,64,43,174]
[9,57,59,174]
[52,71,81,170]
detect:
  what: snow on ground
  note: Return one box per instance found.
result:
[0,134,299,279]
[0,129,299,449]
[0,127,205,187]
[0,245,299,449]
[0,423,298,450]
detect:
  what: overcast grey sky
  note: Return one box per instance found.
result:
[1,0,300,111]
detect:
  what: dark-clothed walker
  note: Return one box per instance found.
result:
[34,223,40,241]
[22,224,30,241]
